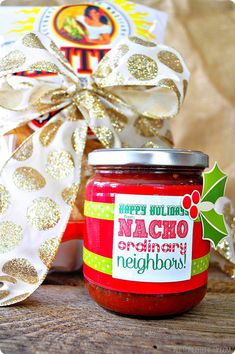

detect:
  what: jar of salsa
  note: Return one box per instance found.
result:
[83,149,210,317]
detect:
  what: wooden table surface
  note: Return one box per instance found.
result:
[0,266,234,354]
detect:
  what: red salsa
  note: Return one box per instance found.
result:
[84,149,210,317]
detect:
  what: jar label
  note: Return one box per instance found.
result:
[112,194,194,283]
[84,185,210,294]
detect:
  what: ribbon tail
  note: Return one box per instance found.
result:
[0,106,87,306]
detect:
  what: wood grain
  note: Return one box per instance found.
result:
[0,268,234,354]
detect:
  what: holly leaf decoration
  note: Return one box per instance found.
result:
[201,163,227,204]
[200,209,228,247]
[199,163,228,246]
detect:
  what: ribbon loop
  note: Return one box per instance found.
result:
[92,37,189,119]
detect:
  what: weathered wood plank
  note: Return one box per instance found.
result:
[0,282,234,354]
[45,269,84,287]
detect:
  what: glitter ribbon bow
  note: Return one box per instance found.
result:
[0,32,189,306]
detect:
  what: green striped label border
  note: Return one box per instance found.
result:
[84,201,114,220]
[84,200,201,222]
[191,253,210,276]
[83,247,210,277]
[83,247,112,275]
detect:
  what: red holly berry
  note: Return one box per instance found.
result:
[182,195,191,210]
[192,190,200,204]
[190,205,198,219]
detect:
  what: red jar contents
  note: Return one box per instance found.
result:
[84,149,210,317]
[62,220,84,242]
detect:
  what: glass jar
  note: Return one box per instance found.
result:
[83,149,210,317]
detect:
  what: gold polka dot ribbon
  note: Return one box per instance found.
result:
[0,32,189,306]
[83,247,210,277]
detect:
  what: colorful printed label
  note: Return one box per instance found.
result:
[84,185,211,294]
[0,3,167,131]
[0,3,167,77]
[112,194,194,282]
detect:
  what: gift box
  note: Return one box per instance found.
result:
[0,1,168,271]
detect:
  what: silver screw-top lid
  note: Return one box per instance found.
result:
[88,148,209,168]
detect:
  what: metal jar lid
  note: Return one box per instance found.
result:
[88,148,209,168]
